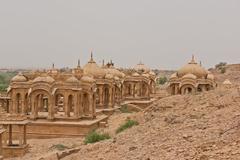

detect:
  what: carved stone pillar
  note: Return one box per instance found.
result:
[6,99,10,113]
[175,85,178,95]
[74,94,79,118]
[108,87,113,108]
[92,93,96,118]
[66,94,71,117]
[12,93,17,114]
[88,95,93,118]
[130,83,134,97]
[30,97,37,120]
[79,93,83,117]
[99,86,103,106]
[8,124,13,146]
[112,87,115,106]
[63,94,68,117]
[47,96,54,120]
[23,125,27,145]
[22,94,27,115]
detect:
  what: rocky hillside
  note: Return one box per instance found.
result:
[211,64,240,85]
[153,69,175,78]
[63,87,240,160]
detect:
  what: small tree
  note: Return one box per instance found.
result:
[215,62,227,69]
[84,131,110,144]
[158,76,167,85]
[116,120,139,134]
[215,62,227,74]
[220,67,226,74]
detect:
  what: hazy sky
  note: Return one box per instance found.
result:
[0,0,239,70]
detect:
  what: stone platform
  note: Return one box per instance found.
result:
[123,99,156,110]
[96,107,121,116]
[2,144,28,158]
[10,115,108,139]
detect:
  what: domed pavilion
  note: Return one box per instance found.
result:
[168,56,216,95]
[1,52,157,139]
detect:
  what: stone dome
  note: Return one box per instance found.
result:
[105,67,125,78]
[149,71,156,76]
[105,73,114,79]
[114,76,120,81]
[11,73,27,82]
[170,73,177,79]
[33,76,55,83]
[66,76,80,83]
[223,79,232,85]
[182,73,197,79]
[133,62,150,73]
[83,54,106,78]
[132,72,140,77]
[80,75,95,83]
[177,56,207,78]
[207,74,214,80]
[142,73,150,78]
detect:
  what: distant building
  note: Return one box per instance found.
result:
[168,56,216,95]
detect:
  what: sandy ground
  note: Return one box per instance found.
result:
[6,112,133,160]
[4,64,240,160]
[6,138,83,160]
[62,87,240,160]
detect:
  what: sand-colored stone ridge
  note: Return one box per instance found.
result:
[0,114,27,121]
[212,63,240,85]
[60,87,240,160]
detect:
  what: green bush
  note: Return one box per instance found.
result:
[0,84,8,92]
[220,67,226,74]
[119,104,131,113]
[84,131,110,144]
[116,120,139,134]
[215,62,227,69]
[50,144,69,151]
[158,76,167,85]
[215,62,227,74]
[0,72,17,91]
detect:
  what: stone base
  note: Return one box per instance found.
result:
[97,107,120,116]
[124,96,151,101]
[2,144,28,158]
[123,99,155,109]
[25,115,108,139]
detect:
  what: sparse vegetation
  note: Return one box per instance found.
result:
[215,62,227,74]
[116,120,139,134]
[50,144,69,151]
[157,76,168,85]
[0,72,17,92]
[84,130,110,144]
[220,67,226,74]
[120,104,131,113]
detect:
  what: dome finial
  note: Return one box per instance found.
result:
[189,55,197,64]
[88,50,95,63]
[52,63,55,69]
[90,50,93,61]
[78,59,80,67]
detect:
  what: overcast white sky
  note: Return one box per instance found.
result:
[0,0,239,70]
